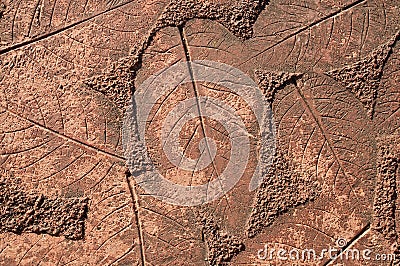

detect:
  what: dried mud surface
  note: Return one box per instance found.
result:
[0,0,400,265]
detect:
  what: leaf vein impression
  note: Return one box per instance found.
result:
[0,0,136,55]
[1,106,125,161]
[293,80,359,199]
[239,0,367,66]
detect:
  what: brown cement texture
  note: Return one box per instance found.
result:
[0,0,400,265]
